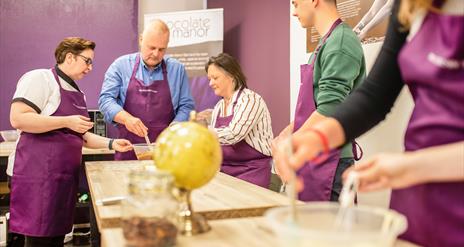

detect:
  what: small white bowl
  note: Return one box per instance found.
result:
[0,130,19,142]
[265,202,407,247]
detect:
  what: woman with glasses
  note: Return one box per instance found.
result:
[8,37,132,247]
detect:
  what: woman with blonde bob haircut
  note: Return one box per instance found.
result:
[276,0,464,246]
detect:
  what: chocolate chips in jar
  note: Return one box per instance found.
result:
[123,216,178,247]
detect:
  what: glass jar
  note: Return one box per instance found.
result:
[122,168,179,247]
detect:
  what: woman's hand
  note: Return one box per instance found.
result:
[66,115,93,133]
[197,109,213,126]
[272,118,346,191]
[272,134,289,181]
[287,130,325,169]
[272,126,293,181]
[343,152,418,192]
[112,139,133,152]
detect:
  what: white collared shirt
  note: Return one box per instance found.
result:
[210,88,273,156]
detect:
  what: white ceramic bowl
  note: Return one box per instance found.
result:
[265,202,407,247]
[0,130,19,142]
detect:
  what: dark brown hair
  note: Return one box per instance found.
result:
[205,53,247,90]
[54,37,96,64]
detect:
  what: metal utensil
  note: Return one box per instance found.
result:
[144,135,154,153]
[96,196,125,206]
[144,135,151,146]
[334,171,358,229]
[282,135,298,223]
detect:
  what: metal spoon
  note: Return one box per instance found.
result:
[282,134,298,223]
[334,171,358,229]
[144,135,151,146]
[144,135,154,152]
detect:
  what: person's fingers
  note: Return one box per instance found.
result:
[136,121,148,137]
[275,163,292,183]
[128,125,141,137]
[342,166,356,181]
[137,120,148,130]
[78,115,91,121]
[124,141,134,150]
[133,124,145,137]
[353,158,376,171]
[121,145,133,152]
[75,116,93,127]
[114,139,133,152]
[288,143,313,170]
[122,139,132,146]
[357,163,383,185]
[83,122,94,130]
[359,176,389,192]
[274,153,293,183]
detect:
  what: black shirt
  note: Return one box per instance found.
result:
[331,0,409,141]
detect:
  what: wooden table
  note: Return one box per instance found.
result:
[101,217,421,247]
[85,161,298,230]
[0,141,114,157]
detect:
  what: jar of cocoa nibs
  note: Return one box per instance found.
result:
[122,168,179,247]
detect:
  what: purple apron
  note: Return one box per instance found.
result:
[293,19,343,202]
[115,55,174,160]
[395,10,464,247]
[10,67,88,236]
[215,90,272,188]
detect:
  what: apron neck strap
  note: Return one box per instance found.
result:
[321,18,342,44]
[133,54,167,81]
[220,89,243,115]
[51,66,62,88]
[132,55,141,79]
[161,60,167,79]
[232,89,243,111]
[309,18,343,64]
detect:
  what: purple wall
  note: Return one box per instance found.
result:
[208,0,290,135]
[0,0,138,132]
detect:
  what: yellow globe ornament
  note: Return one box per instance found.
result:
[153,121,222,190]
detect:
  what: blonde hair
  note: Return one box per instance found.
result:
[398,0,442,29]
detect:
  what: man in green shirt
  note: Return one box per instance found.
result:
[273,0,365,201]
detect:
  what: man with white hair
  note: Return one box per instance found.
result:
[99,20,195,160]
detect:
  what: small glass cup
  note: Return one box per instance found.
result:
[122,169,179,247]
[132,143,155,160]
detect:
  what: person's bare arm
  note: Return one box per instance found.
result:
[10,101,93,134]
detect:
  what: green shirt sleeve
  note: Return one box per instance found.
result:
[316,50,362,116]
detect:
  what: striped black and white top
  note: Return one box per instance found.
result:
[210,88,273,156]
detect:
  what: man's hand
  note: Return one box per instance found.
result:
[124,116,148,137]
